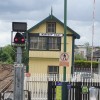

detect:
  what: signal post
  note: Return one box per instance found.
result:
[12,22,27,100]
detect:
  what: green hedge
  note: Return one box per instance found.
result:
[74,60,99,68]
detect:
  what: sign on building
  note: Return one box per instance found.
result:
[59,52,69,67]
[39,33,63,37]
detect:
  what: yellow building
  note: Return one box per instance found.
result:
[26,14,80,75]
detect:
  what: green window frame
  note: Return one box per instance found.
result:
[29,36,61,51]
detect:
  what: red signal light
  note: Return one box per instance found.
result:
[21,38,25,42]
[14,33,25,44]
[14,38,18,42]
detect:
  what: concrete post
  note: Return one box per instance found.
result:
[13,47,24,100]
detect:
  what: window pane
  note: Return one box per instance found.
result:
[49,66,53,72]
[47,22,55,33]
[49,37,58,50]
[48,66,59,74]
[48,23,51,27]
[39,37,47,50]
[54,67,58,72]
[52,28,54,32]
[30,37,38,49]
[48,28,51,33]
[30,37,47,50]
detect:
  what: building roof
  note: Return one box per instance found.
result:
[87,50,100,58]
[93,50,100,58]
[26,14,80,39]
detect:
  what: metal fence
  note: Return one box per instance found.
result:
[24,73,100,100]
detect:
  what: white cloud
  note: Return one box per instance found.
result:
[0,20,11,46]
[0,0,100,47]
[0,32,11,47]
[68,20,100,46]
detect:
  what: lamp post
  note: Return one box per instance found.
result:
[63,0,67,82]
[62,0,68,100]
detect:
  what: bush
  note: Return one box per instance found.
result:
[74,60,99,68]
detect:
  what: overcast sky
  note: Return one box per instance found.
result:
[0,0,100,47]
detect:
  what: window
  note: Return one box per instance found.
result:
[48,66,59,74]
[30,37,47,50]
[30,36,61,51]
[49,37,59,50]
[47,22,56,33]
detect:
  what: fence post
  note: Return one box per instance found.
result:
[0,93,1,100]
[48,81,53,100]
[75,82,82,100]
[62,82,68,100]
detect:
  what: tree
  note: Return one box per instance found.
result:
[0,45,15,64]
[75,54,86,60]
[0,44,29,65]
[84,42,91,56]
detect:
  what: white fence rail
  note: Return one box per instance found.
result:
[24,73,100,100]
[24,74,62,100]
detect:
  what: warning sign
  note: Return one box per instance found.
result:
[59,52,69,66]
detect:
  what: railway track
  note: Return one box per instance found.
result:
[0,79,13,93]
[0,64,13,100]
[0,79,13,100]
[0,64,13,95]
[0,64,30,100]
